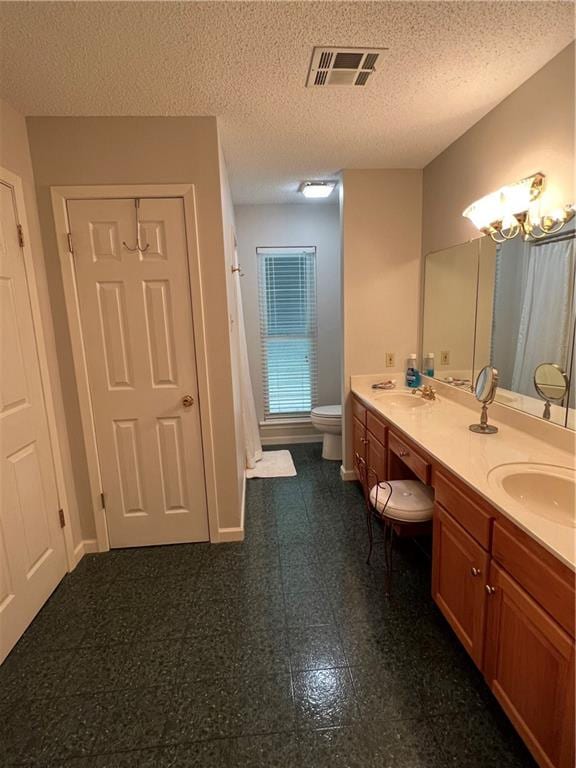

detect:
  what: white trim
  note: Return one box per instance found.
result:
[340,465,356,481]
[259,417,312,427]
[50,183,220,548]
[218,473,246,542]
[261,434,322,446]
[71,539,99,569]
[0,166,76,570]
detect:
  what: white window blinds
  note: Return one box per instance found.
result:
[257,247,318,419]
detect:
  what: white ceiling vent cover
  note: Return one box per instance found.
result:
[306,46,387,87]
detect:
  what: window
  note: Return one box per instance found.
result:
[257,247,318,419]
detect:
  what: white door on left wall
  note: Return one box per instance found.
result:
[0,180,67,664]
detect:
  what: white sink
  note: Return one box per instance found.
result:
[373,392,431,409]
[488,463,576,527]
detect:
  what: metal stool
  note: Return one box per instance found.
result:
[354,453,434,593]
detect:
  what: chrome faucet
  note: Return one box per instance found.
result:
[412,385,436,401]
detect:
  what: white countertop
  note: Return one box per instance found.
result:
[351,377,576,571]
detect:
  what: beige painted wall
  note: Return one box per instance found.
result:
[0,98,85,547]
[26,116,242,535]
[341,169,423,471]
[423,43,575,256]
[235,203,341,440]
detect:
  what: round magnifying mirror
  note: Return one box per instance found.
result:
[470,366,499,434]
[534,363,568,420]
[534,363,568,402]
[474,366,499,405]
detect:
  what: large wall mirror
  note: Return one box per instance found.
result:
[422,231,576,429]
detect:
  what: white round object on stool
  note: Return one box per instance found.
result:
[369,480,434,522]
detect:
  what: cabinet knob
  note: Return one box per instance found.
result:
[399,449,409,457]
[485,585,496,595]
[471,567,481,577]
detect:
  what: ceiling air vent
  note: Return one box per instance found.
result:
[306,46,387,87]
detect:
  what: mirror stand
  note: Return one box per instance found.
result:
[470,403,498,434]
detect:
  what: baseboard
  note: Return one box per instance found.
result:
[216,473,246,543]
[71,538,99,570]
[261,434,323,446]
[340,465,356,482]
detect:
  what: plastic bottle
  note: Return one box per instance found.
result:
[405,354,421,388]
[424,352,435,377]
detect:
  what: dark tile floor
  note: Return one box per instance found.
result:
[1,444,537,767]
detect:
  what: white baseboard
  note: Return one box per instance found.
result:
[261,434,323,446]
[216,472,246,543]
[71,538,99,570]
[340,465,356,482]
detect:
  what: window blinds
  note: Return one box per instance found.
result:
[257,247,318,419]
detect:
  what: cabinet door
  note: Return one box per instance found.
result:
[352,417,367,464]
[484,562,575,768]
[432,504,489,667]
[366,432,386,484]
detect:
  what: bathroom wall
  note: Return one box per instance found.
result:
[235,203,341,442]
[422,42,575,255]
[0,97,85,551]
[26,116,243,537]
[341,169,423,472]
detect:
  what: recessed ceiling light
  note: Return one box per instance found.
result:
[299,181,336,199]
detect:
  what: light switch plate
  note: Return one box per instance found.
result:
[385,352,395,368]
[440,351,450,365]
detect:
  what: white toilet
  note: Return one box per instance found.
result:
[311,404,342,460]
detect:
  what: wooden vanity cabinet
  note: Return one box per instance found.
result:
[432,504,490,667]
[484,563,575,768]
[350,393,575,768]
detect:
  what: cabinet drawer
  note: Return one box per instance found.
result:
[351,396,366,425]
[492,520,575,637]
[435,471,492,549]
[367,410,387,445]
[388,431,430,484]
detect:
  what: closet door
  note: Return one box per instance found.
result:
[67,197,208,548]
[0,180,67,663]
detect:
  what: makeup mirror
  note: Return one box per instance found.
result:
[534,363,568,420]
[469,366,499,434]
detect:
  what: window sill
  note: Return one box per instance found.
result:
[259,417,312,427]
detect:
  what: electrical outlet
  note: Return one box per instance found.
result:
[440,351,450,366]
[385,352,395,368]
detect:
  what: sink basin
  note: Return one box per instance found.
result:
[488,463,576,527]
[373,392,430,409]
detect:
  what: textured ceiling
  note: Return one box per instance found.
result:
[0,1,573,204]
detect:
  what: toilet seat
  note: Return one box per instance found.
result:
[310,405,342,460]
[311,405,341,420]
[369,480,434,523]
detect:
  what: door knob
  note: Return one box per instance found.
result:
[182,395,194,408]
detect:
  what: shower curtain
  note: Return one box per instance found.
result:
[510,239,574,396]
[233,262,262,470]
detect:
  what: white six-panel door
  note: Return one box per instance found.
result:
[67,197,208,547]
[0,181,67,663]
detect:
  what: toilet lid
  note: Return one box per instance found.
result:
[312,405,341,419]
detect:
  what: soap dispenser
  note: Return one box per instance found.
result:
[406,354,421,388]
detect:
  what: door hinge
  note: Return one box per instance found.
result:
[67,232,74,254]
[100,492,106,509]
[17,224,24,248]
[58,508,66,528]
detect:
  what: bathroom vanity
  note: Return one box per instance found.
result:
[350,382,575,768]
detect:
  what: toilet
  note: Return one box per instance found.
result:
[311,404,342,460]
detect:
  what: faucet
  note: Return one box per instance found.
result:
[412,385,436,401]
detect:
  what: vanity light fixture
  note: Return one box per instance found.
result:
[299,181,337,199]
[463,173,575,243]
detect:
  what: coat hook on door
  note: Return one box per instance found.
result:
[122,198,150,252]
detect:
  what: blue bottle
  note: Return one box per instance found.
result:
[406,354,421,388]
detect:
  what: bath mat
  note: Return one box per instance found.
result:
[246,450,296,478]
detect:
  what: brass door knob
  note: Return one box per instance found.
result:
[182,395,194,408]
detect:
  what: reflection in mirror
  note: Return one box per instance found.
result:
[534,363,568,420]
[469,366,499,434]
[476,231,575,427]
[422,240,479,389]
